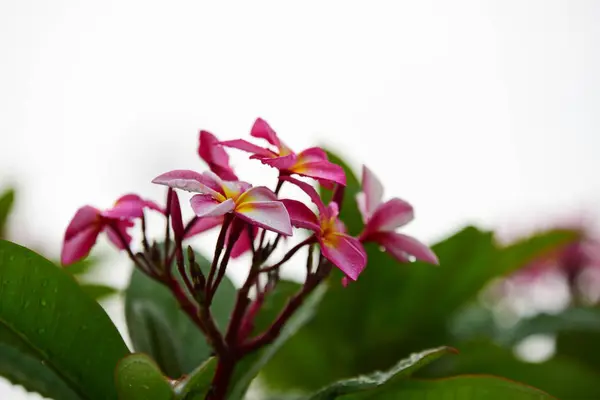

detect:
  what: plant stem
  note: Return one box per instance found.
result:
[207,215,232,290]
[163,188,173,268]
[207,219,243,304]
[259,236,315,273]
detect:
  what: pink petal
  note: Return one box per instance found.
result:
[115,194,165,214]
[169,190,184,240]
[258,154,297,170]
[235,201,293,236]
[358,165,384,221]
[220,139,273,158]
[230,225,258,258]
[369,231,439,265]
[250,118,281,147]
[290,160,347,186]
[152,170,223,198]
[296,147,328,163]
[279,176,326,216]
[198,130,238,181]
[184,216,224,238]
[236,186,278,204]
[366,198,414,234]
[106,220,134,249]
[61,225,102,265]
[280,199,320,232]
[319,233,367,281]
[190,195,235,218]
[64,206,101,241]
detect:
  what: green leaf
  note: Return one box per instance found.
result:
[422,340,600,399]
[63,257,100,277]
[173,357,217,400]
[0,325,80,399]
[227,284,328,400]
[115,353,174,400]
[125,250,235,378]
[307,347,455,400]
[497,307,600,346]
[80,284,119,301]
[340,375,554,400]
[261,150,574,392]
[0,240,130,399]
[0,188,15,238]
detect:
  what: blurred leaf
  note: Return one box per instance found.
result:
[261,150,578,393]
[173,357,217,400]
[0,325,80,399]
[125,249,235,378]
[0,188,15,238]
[496,228,577,276]
[63,257,100,277]
[341,375,554,400]
[555,330,600,372]
[80,283,119,301]
[0,240,130,399]
[228,284,328,400]
[254,280,302,333]
[307,347,455,400]
[115,353,174,400]
[422,340,600,399]
[497,307,600,346]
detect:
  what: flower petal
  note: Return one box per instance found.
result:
[258,154,297,170]
[235,201,293,236]
[184,216,224,238]
[64,206,101,241]
[152,169,223,198]
[220,139,274,158]
[290,160,347,186]
[280,199,320,232]
[296,147,328,166]
[236,186,278,204]
[319,233,367,281]
[169,190,185,240]
[105,220,135,249]
[360,165,384,219]
[230,225,258,258]
[279,176,326,216]
[250,118,281,148]
[199,130,238,181]
[190,195,235,218]
[369,231,439,265]
[61,224,102,265]
[366,198,414,233]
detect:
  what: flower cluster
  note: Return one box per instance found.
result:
[61,118,437,397]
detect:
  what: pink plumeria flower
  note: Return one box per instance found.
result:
[280,176,367,281]
[185,216,258,259]
[357,166,438,265]
[61,194,163,265]
[198,130,238,181]
[220,118,346,187]
[152,170,293,236]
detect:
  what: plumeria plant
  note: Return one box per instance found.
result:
[0,118,589,399]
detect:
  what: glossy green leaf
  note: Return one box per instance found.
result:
[307,347,455,400]
[0,240,130,399]
[261,150,574,392]
[115,353,174,400]
[341,375,554,400]
[0,188,15,238]
[228,284,328,400]
[125,250,235,378]
[0,325,80,399]
[422,341,600,399]
[173,357,217,400]
[80,283,119,301]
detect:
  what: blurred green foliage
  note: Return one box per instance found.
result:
[259,151,584,399]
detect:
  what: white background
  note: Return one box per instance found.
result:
[1,1,599,398]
